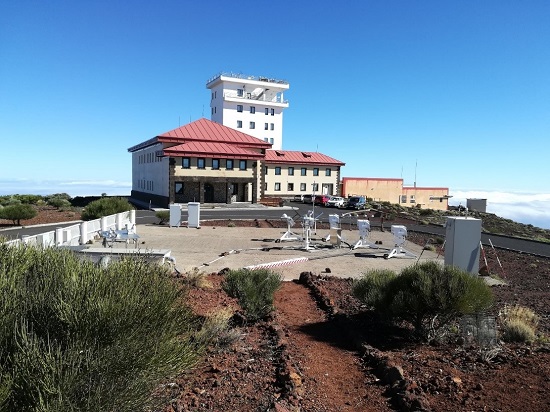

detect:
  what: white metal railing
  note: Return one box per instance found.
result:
[223,91,288,104]
[3,210,136,248]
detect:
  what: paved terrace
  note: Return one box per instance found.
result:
[128,223,442,281]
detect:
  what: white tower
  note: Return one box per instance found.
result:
[206,73,289,150]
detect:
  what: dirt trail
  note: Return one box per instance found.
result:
[274,281,389,411]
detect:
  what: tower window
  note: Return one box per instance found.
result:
[237,89,243,97]
[237,104,243,112]
[250,106,256,114]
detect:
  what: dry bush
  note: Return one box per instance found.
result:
[499,305,540,343]
[195,308,241,348]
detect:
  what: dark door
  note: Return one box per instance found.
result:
[204,183,214,202]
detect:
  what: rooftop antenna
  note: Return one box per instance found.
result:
[414,159,417,188]
[202,105,204,117]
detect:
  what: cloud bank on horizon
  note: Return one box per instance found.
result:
[0,179,131,197]
[449,190,550,230]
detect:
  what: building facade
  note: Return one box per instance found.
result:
[206,73,289,150]
[342,177,450,211]
[264,150,344,198]
[128,118,344,207]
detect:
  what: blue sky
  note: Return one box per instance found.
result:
[1,1,549,227]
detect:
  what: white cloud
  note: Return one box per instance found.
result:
[449,190,550,229]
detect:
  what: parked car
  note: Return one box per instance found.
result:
[302,194,313,204]
[346,196,367,210]
[314,194,331,206]
[293,194,304,202]
[326,196,345,208]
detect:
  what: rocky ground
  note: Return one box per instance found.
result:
[3,207,550,412]
[157,220,550,412]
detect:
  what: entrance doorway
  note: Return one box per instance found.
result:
[204,183,214,202]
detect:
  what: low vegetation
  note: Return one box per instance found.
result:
[222,269,282,322]
[0,243,203,411]
[353,261,494,338]
[81,197,133,220]
[155,210,170,225]
[499,304,540,343]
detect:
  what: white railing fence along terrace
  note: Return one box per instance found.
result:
[4,210,136,248]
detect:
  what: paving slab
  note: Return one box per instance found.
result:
[117,223,443,281]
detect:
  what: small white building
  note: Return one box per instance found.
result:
[206,73,289,150]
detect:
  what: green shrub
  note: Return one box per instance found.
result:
[0,244,202,411]
[81,197,133,220]
[352,269,397,311]
[155,210,170,225]
[387,262,493,336]
[418,208,433,216]
[222,269,282,322]
[500,305,539,343]
[47,197,72,209]
[0,204,37,225]
[14,194,44,205]
[353,261,493,338]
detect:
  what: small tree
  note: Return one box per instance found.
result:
[81,197,133,220]
[155,210,170,225]
[0,204,37,225]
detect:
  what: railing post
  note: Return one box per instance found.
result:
[101,217,108,232]
[80,221,88,245]
[55,227,64,246]
[116,213,123,230]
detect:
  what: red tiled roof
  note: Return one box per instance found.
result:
[264,150,345,166]
[158,118,272,149]
[162,141,264,160]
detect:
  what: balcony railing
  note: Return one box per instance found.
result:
[223,91,288,104]
[207,72,289,85]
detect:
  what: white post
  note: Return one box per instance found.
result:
[100,216,108,232]
[116,212,123,230]
[55,227,64,246]
[130,209,136,227]
[80,221,88,244]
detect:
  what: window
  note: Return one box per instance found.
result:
[197,158,205,169]
[237,120,242,128]
[288,183,294,191]
[182,157,190,168]
[265,108,269,115]
[300,183,306,191]
[265,123,269,130]
[410,195,416,204]
[401,195,407,203]
[237,88,243,97]
[313,168,319,176]
[250,121,255,129]
[325,168,331,176]
[250,106,255,114]
[271,108,275,116]
[275,167,281,175]
[212,159,220,170]
[226,159,234,170]
[264,182,268,190]
[288,167,294,176]
[264,137,269,142]
[237,104,243,112]
[269,138,274,144]
[301,167,307,176]
[274,183,281,191]
[175,182,184,194]
[270,123,274,130]
[264,166,268,174]
[239,160,247,170]
[211,107,214,115]
[312,183,319,191]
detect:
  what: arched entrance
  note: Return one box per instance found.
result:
[204,183,214,202]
